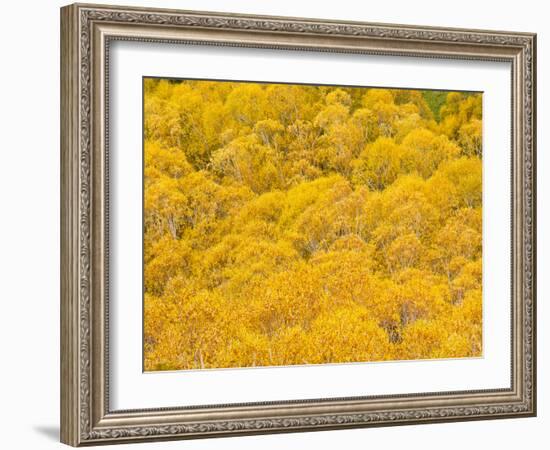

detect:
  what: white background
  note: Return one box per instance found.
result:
[111,42,511,409]
[0,0,546,449]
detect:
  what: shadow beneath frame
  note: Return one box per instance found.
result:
[33,425,59,442]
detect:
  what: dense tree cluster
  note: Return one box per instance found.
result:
[143,78,483,371]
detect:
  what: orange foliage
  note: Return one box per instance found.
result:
[143,79,483,371]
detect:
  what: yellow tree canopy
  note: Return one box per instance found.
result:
[143,78,483,371]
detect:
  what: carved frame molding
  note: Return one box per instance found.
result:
[61,3,536,446]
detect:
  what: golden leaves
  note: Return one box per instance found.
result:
[143,79,483,371]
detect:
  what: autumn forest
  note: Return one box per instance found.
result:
[143,78,483,371]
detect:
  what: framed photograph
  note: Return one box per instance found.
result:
[60,3,536,446]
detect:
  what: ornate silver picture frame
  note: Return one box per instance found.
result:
[61,3,536,446]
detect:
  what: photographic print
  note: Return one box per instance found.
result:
[143,78,483,372]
